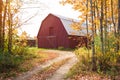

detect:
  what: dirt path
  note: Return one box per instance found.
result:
[47,55,78,80]
[14,50,78,80]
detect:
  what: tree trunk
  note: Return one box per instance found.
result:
[8,13,12,54]
[2,0,8,52]
[0,0,3,51]
[93,1,97,35]
[86,0,88,35]
[90,0,96,71]
[8,0,12,54]
[86,0,89,48]
[111,0,117,35]
[117,0,120,51]
[104,0,107,53]
[100,0,104,54]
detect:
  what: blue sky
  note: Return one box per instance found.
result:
[19,0,80,37]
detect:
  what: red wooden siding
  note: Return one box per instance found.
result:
[37,14,87,49]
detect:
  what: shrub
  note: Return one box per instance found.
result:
[74,47,120,76]
[12,45,28,56]
[75,48,92,71]
[95,52,120,75]
[0,45,29,73]
[0,52,23,73]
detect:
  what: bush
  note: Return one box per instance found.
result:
[75,48,92,71]
[12,45,28,55]
[0,52,23,73]
[0,45,29,73]
[74,48,120,76]
[95,52,120,75]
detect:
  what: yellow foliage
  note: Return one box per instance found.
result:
[70,22,81,30]
[61,0,118,36]
[12,29,18,34]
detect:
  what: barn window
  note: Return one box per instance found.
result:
[49,27,54,36]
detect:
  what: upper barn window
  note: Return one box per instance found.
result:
[49,27,54,36]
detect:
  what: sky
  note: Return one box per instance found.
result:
[19,0,80,37]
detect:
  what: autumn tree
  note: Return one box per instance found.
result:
[61,0,119,71]
[0,0,22,54]
[0,0,39,54]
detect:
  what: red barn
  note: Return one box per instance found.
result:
[37,13,88,49]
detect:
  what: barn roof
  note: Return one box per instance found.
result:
[52,13,90,36]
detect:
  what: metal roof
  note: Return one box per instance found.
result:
[52,14,90,36]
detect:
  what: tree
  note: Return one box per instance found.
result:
[119,0,120,34]
[8,0,12,54]
[117,0,120,51]
[0,0,38,54]
[61,0,119,71]
[0,0,3,51]
[1,0,22,54]
[90,0,96,70]
[100,0,104,54]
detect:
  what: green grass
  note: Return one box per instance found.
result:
[29,47,74,51]
[28,47,46,52]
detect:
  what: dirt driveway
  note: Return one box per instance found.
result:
[14,50,78,80]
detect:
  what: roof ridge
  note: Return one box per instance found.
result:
[50,13,79,22]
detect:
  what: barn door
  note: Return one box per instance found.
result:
[46,36,57,48]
